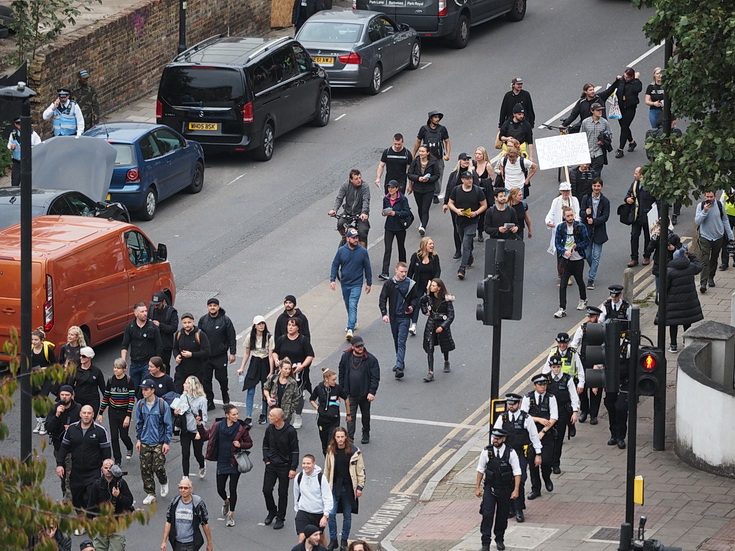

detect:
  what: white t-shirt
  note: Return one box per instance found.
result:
[503,157,533,190]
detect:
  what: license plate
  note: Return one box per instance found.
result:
[188,122,218,131]
[313,57,334,66]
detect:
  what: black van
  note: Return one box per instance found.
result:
[157,36,331,161]
[353,0,526,49]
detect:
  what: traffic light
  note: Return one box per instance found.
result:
[582,322,606,369]
[637,347,666,399]
[481,239,525,321]
[476,276,499,326]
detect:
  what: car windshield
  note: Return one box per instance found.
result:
[110,144,136,166]
[0,197,50,230]
[159,67,245,106]
[299,22,363,43]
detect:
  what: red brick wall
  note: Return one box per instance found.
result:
[29,0,271,136]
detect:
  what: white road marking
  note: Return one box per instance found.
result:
[225,173,247,187]
[381,86,393,93]
[419,62,431,70]
[335,113,347,121]
[540,86,602,128]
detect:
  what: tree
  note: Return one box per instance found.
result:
[9,0,101,66]
[0,331,150,550]
[633,0,735,204]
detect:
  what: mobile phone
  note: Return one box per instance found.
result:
[504,223,515,229]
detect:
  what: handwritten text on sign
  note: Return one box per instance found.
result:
[536,133,591,170]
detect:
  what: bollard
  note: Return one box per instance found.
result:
[623,268,635,305]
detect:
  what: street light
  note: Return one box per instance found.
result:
[0,81,37,463]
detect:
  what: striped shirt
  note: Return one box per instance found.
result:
[99,375,136,416]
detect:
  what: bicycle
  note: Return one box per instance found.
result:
[329,209,359,248]
[540,123,571,183]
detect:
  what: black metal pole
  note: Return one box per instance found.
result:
[491,321,501,403]
[178,0,187,53]
[625,307,640,526]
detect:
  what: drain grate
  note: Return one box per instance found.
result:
[588,526,620,543]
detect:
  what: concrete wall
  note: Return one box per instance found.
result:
[676,340,735,477]
[28,0,271,136]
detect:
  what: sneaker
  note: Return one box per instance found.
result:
[226,514,235,527]
[143,494,156,505]
[719,263,728,271]
[345,329,353,340]
[409,323,417,336]
[708,278,716,287]
[443,361,451,373]
[628,141,637,152]
[33,419,41,434]
[452,251,462,259]
[577,299,588,310]
[669,344,679,353]
[418,225,425,236]
[160,482,169,498]
[554,308,567,318]
[293,414,303,429]
[671,214,678,225]
[423,372,434,382]
[378,273,390,281]
[477,233,484,242]
[457,268,465,280]
[587,280,595,290]
[222,500,230,516]
[38,423,47,435]
[273,518,285,530]
[432,196,440,204]
[700,284,707,293]
[258,413,267,425]
[615,149,624,158]
[126,448,134,460]
[199,466,207,479]
[394,369,404,379]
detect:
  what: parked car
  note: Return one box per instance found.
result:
[84,122,205,221]
[0,188,129,230]
[353,0,526,49]
[296,10,420,94]
[156,35,330,161]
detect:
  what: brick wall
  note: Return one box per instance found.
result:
[29,0,271,136]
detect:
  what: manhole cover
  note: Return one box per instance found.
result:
[588,526,620,543]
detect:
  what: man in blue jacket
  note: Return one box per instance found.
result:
[136,379,173,505]
[330,228,372,341]
[379,262,419,379]
[554,206,590,318]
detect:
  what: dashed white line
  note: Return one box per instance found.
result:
[419,62,432,70]
[335,113,346,121]
[225,173,247,186]
[381,86,393,93]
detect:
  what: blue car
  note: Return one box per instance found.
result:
[84,122,205,220]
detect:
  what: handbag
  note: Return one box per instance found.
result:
[494,130,502,150]
[617,202,635,226]
[400,210,415,229]
[607,90,622,120]
[235,450,253,473]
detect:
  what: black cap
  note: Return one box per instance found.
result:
[459,170,473,179]
[505,393,522,404]
[555,332,570,343]
[513,104,525,114]
[587,305,603,316]
[284,294,297,305]
[207,297,219,306]
[591,102,604,111]
[609,284,624,296]
[80,540,95,551]
[351,335,365,347]
[532,373,549,384]
[458,152,471,160]
[151,291,166,304]
[181,312,194,320]
[549,355,563,366]
[387,179,400,188]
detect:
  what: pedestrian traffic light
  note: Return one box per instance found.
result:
[602,320,624,393]
[476,276,499,326]
[481,239,525,321]
[637,347,666,398]
[582,323,606,369]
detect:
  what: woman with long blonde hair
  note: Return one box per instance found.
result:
[407,237,442,335]
[175,375,208,480]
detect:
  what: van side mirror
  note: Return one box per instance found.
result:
[157,243,168,261]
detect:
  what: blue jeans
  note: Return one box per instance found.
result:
[341,284,362,331]
[129,360,148,393]
[585,242,604,282]
[328,485,354,540]
[457,222,477,268]
[245,385,267,420]
[390,317,411,370]
[649,108,662,129]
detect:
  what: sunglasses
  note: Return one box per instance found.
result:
[178,486,191,490]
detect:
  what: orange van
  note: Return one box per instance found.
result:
[0,215,176,348]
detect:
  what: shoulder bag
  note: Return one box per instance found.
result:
[235,450,253,473]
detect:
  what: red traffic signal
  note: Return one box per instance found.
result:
[637,347,665,397]
[641,353,657,372]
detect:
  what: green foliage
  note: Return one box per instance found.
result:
[0,140,11,176]
[0,330,152,550]
[633,0,735,205]
[8,0,102,65]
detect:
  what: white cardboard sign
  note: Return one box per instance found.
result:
[535,133,592,170]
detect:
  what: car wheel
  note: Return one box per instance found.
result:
[187,161,204,193]
[451,14,469,49]
[366,63,382,95]
[252,122,274,161]
[137,187,157,221]
[311,89,331,127]
[408,40,421,70]
[506,0,526,21]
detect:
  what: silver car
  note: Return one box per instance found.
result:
[296,9,421,95]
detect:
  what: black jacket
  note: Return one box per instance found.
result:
[419,294,456,354]
[382,192,412,232]
[166,494,209,550]
[87,474,135,517]
[45,399,81,451]
[407,156,441,194]
[57,421,112,483]
[498,89,535,128]
[198,308,237,357]
[625,179,656,223]
[274,309,311,342]
[338,348,380,397]
[665,252,704,327]
[407,252,441,290]
[120,319,162,364]
[579,193,610,245]
[262,422,300,470]
[570,167,594,200]
[601,77,643,109]
[484,204,519,239]
[173,328,211,375]
[149,303,178,349]
[500,117,533,145]
[562,94,605,127]
[379,276,420,319]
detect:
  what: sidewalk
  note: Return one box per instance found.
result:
[381,269,735,551]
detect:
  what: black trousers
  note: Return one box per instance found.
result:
[529,432,554,493]
[180,429,205,477]
[450,212,462,254]
[263,463,291,520]
[580,388,602,417]
[480,486,512,545]
[551,405,571,469]
[559,258,586,310]
[347,396,371,439]
[510,448,529,512]
[317,417,341,455]
[217,471,241,511]
[618,107,637,150]
[413,190,434,229]
[108,407,134,464]
[382,229,407,275]
[204,354,230,404]
[630,220,651,261]
[604,387,629,441]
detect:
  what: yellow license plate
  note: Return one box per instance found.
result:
[188,122,218,131]
[313,57,334,65]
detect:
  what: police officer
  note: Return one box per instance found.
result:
[493,393,542,523]
[604,333,632,450]
[71,69,100,127]
[546,356,580,474]
[543,332,585,397]
[521,374,557,500]
[599,284,632,323]
[571,306,604,424]
[42,88,85,136]
[6,117,41,186]
[475,428,521,551]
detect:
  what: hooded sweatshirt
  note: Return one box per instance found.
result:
[293,465,334,515]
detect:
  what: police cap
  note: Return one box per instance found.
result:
[555,332,570,343]
[548,355,563,366]
[608,284,624,296]
[505,393,522,404]
[531,373,549,384]
[587,305,603,316]
[491,428,509,439]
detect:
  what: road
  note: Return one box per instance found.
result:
[2,0,674,549]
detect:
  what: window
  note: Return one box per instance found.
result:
[138,136,161,161]
[125,230,153,266]
[380,17,397,36]
[273,47,297,82]
[251,56,278,95]
[63,193,96,216]
[292,44,310,73]
[152,128,184,155]
[367,18,384,42]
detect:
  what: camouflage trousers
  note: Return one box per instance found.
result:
[93,531,126,551]
[60,452,72,501]
[140,443,168,495]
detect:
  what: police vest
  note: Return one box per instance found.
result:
[552,346,579,377]
[9,129,21,161]
[603,299,629,322]
[723,191,735,218]
[526,391,551,420]
[547,373,572,407]
[484,445,514,489]
[501,411,531,450]
[53,102,78,136]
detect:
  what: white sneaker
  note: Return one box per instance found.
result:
[38,423,47,435]
[226,514,235,527]
[293,414,303,429]
[345,329,353,341]
[199,466,206,479]
[73,528,85,536]
[554,308,567,318]
[409,323,417,336]
[33,419,41,434]
[577,299,588,311]
[160,482,169,497]
[143,494,156,505]
[418,226,425,236]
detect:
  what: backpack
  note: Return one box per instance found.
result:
[502,155,529,179]
[176,329,201,344]
[296,471,323,503]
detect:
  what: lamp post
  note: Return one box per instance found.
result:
[0,81,37,463]
[178,0,187,53]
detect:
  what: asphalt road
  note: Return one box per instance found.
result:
[2,0,684,548]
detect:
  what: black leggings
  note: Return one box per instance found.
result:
[669,324,691,347]
[108,407,134,463]
[414,190,434,229]
[217,472,242,511]
[180,430,205,477]
[559,258,586,309]
[382,229,407,274]
[618,107,637,150]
